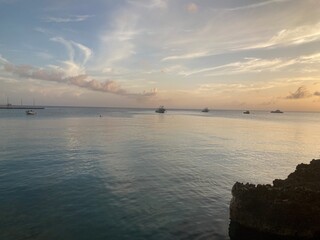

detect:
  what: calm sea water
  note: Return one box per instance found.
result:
[0,107,319,240]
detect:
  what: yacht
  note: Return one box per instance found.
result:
[155,106,166,113]
[270,109,283,113]
[243,110,250,114]
[26,110,36,115]
[201,107,209,112]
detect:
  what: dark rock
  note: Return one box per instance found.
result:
[229,159,320,239]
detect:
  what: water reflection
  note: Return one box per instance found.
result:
[0,109,320,239]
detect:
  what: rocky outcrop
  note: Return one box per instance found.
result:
[229,159,320,239]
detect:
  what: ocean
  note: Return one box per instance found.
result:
[0,107,319,240]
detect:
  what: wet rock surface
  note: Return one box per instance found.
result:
[229,159,320,239]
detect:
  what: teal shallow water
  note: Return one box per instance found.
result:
[0,108,319,239]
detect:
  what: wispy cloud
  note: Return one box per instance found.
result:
[34,27,48,34]
[127,0,167,9]
[196,82,276,94]
[0,54,9,64]
[181,57,296,77]
[314,91,320,96]
[299,52,320,63]
[43,15,93,23]
[180,51,320,77]
[70,41,92,65]
[223,0,289,11]
[285,86,312,99]
[98,11,140,71]
[165,21,320,63]
[247,22,320,50]
[162,51,209,61]
[50,37,92,76]
[161,18,320,63]
[51,37,75,61]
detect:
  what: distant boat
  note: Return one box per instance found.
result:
[26,110,36,115]
[243,110,250,114]
[271,109,283,113]
[155,106,166,113]
[201,107,209,112]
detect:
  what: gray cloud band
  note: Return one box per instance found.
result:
[3,63,157,98]
[285,86,311,99]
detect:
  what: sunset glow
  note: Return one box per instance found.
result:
[1,0,320,111]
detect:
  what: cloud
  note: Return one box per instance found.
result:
[70,41,92,65]
[2,63,156,99]
[50,37,92,75]
[51,37,75,62]
[180,57,296,77]
[247,22,320,50]
[210,58,288,74]
[68,75,126,95]
[177,50,320,77]
[162,51,209,61]
[206,82,275,92]
[43,15,93,23]
[162,21,320,63]
[224,0,289,11]
[158,1,309,63]
[161,18,320,64]
[148,0,167,9]
[285,86,312,99]
[3,63,65,82]
[314,91,320,96]
[128,0,167,9]
[299,52,320,63]
[0,54,9,64]
[34,27,53,35]
[98,10,140,70]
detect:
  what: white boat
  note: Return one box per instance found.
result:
[201,107,209,112]
[26,110,36,115]
[155,106,166,113]
[243,110,250,114]
[271,109,283,113]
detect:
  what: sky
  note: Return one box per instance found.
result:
[1,0,320,111]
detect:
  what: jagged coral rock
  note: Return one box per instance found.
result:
[229,159,320,239]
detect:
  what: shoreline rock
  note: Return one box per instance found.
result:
[229,159,320,239]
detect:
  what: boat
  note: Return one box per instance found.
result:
[155,106,166,113]
[201,107,209,112]
[270,109,283,113]
[26,110,36,115]
[243,110,250,114]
